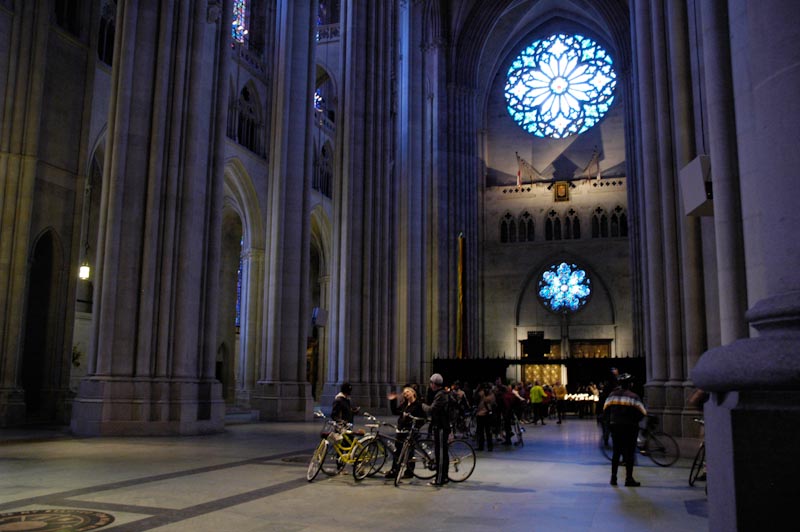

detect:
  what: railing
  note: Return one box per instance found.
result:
[316,23,340,43]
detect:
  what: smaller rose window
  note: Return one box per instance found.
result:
[538,262,592,313]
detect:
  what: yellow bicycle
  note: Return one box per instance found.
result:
[307,411,380,481]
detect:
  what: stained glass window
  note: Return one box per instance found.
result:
[538,262,591,313]
[232,0,248,43]
[505,34,616,139]
[235,238,243,328]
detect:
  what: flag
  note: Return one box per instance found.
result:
[582,147,602,180]
[517,168,522,188]
[456,232,466,359]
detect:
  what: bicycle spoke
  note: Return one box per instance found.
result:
[306,440,328,482]
[447,439,476,482]
[645,431,680,466]
[412,438,437,480]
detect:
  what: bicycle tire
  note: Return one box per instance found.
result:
[466,416,476,438]
[353,439,387,481]
[411,437,437,480]
[645,430,680,466]
[321,439,345,475]
[514,418,524,447]
[689,443,706,486]
[394,442,412,486]
[306,439,328,481]
[447,439,476,482]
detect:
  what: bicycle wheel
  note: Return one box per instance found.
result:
[321,439,345,475]
[514,419,525,447]
[466,416,476,438]
[353,439,387,481]
[689,443,706,486]
[411,437,438,480]
[447,439,476,482]
[645,431,680,466]
[306,439,329,482]
[394,442,412,486]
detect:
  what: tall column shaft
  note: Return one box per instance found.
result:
[324,0,397,410]
[71,2,226,435]
[0,0,52,425]
[253,0,314,420]
[693,1,800,529]
[633,0,668,387]
[700,0,747,345]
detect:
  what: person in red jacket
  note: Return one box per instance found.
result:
[602,373,647,487]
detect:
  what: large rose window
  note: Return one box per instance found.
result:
[505,33,616,139]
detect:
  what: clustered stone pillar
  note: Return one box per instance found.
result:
[692,1,800,529]
[250,0,315,420]
[70,2,227,435]
[321,0,399,410]
[0,0,48,426]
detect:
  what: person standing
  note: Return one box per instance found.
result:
[552,381,567,424]
[473,382,496,451]
[602,373,647,487]
[331,382,359,423]
[529,380,547,425]
[385,386,426,478]
[425,373,450,486]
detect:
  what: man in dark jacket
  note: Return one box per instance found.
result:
[602,373,647,487]
[425,373,450,486]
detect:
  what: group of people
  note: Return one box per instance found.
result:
[330,368,650,488]
[331,373,453,486]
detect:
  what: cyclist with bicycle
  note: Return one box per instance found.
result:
[385,386,426,479]
[602,373,647,487]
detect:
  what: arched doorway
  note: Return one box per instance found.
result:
[22,231,63,421]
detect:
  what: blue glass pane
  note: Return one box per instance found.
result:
[505,34,616,139]
[537,262,591,313]
[235,237,243,328]
[232,0,248,43]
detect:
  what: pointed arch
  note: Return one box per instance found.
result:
[222,158,265,407]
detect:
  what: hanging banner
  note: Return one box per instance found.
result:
[456,232,466,359]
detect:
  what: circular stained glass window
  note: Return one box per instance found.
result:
[505,33,616,139]
[538,262,591,313]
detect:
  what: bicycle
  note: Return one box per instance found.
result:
[599,415,680,467]
[306,411,375,481]
[352,412,397,481]
[451,407,475,440]
[511,412,525,447]
[395,415,476,485]
[689,418,706,487]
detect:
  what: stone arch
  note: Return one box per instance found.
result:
[222,158,264,408]
[22,228,68,422]
[309,205,332,400]
[514,255,617,356]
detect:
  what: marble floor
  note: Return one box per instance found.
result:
[0,416,707,532]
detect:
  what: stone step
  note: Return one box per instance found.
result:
[224,408,260,425]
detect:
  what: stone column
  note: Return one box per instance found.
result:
[236,247,264,407]
[0,0,51,426]
[71,2,227,435]
[251,0,315,420]
[692,1,800,529]
[323,0,398,410]
[632,1,668,400]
